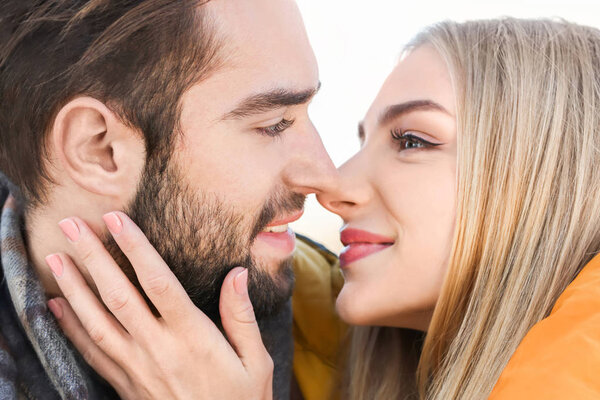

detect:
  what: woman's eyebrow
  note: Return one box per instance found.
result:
[358,99,451,142]
[378,99,451,127]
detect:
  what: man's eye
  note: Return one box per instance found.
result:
[390,129,442,151]
[256,118,295,137]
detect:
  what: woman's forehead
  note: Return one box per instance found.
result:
[362,45,456,132]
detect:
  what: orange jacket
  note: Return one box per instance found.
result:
[489,252,600,399]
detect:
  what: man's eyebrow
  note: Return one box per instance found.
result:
[221,82,321,120]
[378,99,451,127]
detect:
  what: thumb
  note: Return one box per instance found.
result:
[219,267,267,368]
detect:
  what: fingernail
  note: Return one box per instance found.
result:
[48,299,63,320]
[58,218,80,242]
[102,212,123,235]
[233,268,249,296]
[45,254,64,278]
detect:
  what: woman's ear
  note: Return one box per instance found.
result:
[51,97,146,199]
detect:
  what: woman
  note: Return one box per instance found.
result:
[318,18,600,399]
[47,18,600,399]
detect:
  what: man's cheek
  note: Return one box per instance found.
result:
[226,177,277,209]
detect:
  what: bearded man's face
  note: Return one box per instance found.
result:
[104,0,337,321]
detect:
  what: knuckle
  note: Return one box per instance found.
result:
[263,353,274,373]
[143,273,171,297]
[79,246,96,266]
[118,232,142,255]
[87,325,106,347]
[102,287,130,312]
[81,347,97,366]
[236,302,257,325]
[189,335,219,361]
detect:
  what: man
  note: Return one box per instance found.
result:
[0,0,345,399]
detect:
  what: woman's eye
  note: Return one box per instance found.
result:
[390,129,442,152]
[256,118,295,137]
[401,137,425,150]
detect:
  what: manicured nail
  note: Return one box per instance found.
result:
[233,268,249,296]
[45,254,64,278]
[103,212,123,235]
[58,218,80,242]
[48,299,63,320]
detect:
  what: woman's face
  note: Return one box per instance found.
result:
[318,45,457,330]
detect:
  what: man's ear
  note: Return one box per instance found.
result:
[51,97,145,199]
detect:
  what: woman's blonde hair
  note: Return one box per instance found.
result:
[346,18,600,400]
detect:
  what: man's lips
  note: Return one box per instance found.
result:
[265,209,304,227]
[252,209,304,256]
[339,228,395,268]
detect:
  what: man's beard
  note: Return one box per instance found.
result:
[103,157,306,323]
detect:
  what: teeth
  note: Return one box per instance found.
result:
[262,224,288,233]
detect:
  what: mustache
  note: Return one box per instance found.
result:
[250,190,306,240]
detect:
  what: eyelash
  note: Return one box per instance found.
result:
[390,129,442,151]
[257,118,295,137]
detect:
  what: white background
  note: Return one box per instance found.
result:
[291,0,600,252]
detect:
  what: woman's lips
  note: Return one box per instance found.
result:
[339,228,394,268]
[340,228,395,246]
[340,243,392,268]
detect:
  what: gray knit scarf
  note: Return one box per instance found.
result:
[0,178,118,399]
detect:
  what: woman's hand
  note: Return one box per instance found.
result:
[45,212,273,400]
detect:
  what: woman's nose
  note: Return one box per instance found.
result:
[316,154,372,220]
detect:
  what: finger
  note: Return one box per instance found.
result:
[101,211,202,325]
[58,217,160,341]
[219,267,271,372]
[48,297,130,393]
[45,253,132,364]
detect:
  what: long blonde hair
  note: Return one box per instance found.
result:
[346,18,600,400]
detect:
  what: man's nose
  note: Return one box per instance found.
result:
[281,125,339,196]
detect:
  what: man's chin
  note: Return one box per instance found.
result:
[247,255,295,319]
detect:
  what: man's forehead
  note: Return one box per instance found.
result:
[205,0,303,36]
[204,0,316,72]
[187,0,319,117]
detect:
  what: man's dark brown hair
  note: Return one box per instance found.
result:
[0,0,220,208]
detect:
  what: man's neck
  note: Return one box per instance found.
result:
[24,209,71,298]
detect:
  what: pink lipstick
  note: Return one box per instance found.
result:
[339,228,394,268]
